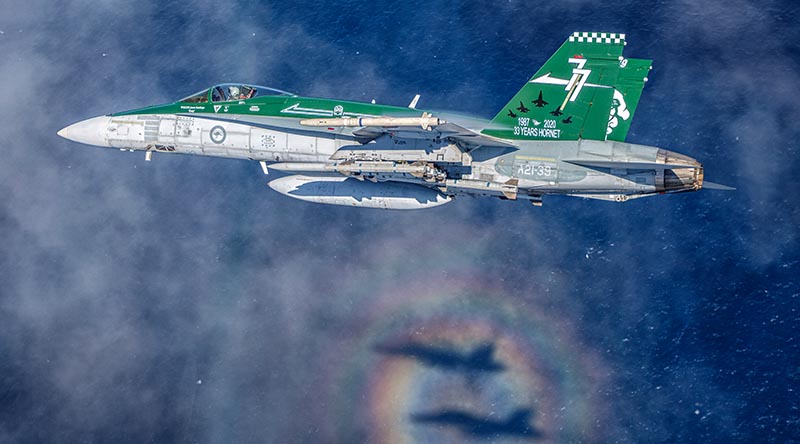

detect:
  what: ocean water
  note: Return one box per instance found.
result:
[0,1,797,443]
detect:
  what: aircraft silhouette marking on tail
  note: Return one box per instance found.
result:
[562,116,573,124]
[549,107,563,116]
[507,109,518,118]
[516,101,530,113]
[532,90,548,107]
[411,408,542,439]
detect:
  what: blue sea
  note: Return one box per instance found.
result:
[0,1,797,443]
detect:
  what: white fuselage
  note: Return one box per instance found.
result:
[59,112,703,208]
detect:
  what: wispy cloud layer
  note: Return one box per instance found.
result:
[0,1,797,443]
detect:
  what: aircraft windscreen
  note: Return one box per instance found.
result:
[179,84,295,103]
[179,89,209,103]
[210,84,296,102]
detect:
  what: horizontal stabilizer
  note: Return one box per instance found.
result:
[562,159,696,170]
[702,181,735,191]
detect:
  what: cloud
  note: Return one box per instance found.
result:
[0,1,796,443]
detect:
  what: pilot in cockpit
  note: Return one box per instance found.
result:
[228,86,241,101]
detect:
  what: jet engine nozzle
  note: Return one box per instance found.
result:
[657,149,703,192]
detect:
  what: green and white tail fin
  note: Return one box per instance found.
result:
[606,57,651,141]
[483,32,650,142]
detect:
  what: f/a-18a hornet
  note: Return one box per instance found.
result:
[58,32,732,210]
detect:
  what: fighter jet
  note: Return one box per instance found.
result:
[59,32,731,210]
[374,342,505,373]
[532,90,548,107]
[516,101,530,113]
[411,408,541,439]
[562,115,573,124]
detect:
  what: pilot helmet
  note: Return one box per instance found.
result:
[228,86,240,98]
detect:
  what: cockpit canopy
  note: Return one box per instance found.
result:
[179,84,295,103]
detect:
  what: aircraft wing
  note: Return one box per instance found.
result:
[300,113,517,152]
[352,121,517,151]
[438,122,519,150]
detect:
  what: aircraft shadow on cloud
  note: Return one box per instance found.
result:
[410,407,542,439]
[373,342,506,374]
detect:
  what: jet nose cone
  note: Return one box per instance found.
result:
[57,116,111,147]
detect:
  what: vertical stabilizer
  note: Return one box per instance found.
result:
[484,32,629,141]
[606,58,651,141]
